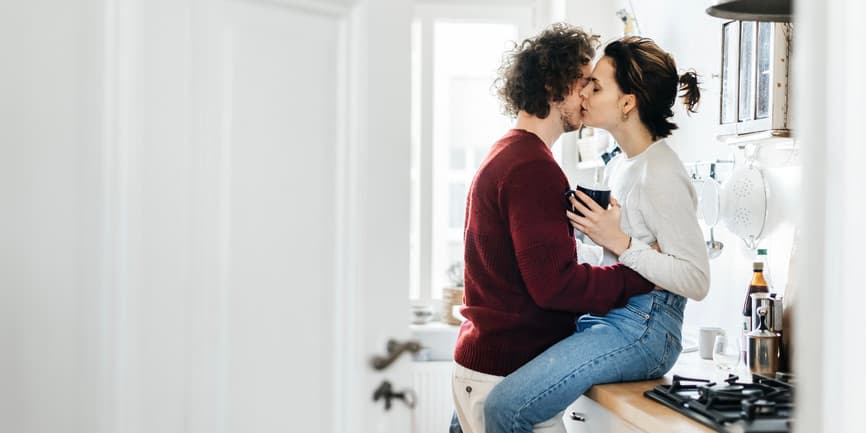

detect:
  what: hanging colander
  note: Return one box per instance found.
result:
[719,164,767,249]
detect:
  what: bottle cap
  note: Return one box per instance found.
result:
[753,262,764,271]
[757,248,768,255]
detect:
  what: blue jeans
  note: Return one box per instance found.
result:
[449,411,462,433]
[481,290,685,433]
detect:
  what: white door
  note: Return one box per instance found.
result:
[183,0,413,432]
[1,0,413,432]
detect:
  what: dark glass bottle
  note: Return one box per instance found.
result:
[742,262,770,327]
[741,262,769,363]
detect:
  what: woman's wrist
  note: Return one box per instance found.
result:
[611,233,632,256]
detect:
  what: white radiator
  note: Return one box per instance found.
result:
[411,361,455,433]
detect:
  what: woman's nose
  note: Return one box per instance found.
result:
[578,86,590,99]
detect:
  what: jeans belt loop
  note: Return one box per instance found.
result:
[662,292,677,307]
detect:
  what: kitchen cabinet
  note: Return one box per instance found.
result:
[410,361,646,433]
[565,396,645,433]
[719,21,792,138]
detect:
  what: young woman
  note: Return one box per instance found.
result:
[482,36,711,433]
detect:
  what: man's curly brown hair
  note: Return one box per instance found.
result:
[495,23,600,119]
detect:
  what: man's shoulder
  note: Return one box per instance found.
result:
[481,140,560,181]
[492,156,563,190]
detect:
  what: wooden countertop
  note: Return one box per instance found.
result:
[584,352,733,433]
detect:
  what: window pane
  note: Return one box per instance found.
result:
[448,182,466,229]
[449,146,465,170]
[739,21,756,122]
[756,22,772,119]
[448,77,506,168]
[721,21,739,124]
[446,240,464,282]
[429,21,518,297]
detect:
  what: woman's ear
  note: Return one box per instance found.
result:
[620,93,637,117]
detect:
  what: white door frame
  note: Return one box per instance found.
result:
[794,0,866,432]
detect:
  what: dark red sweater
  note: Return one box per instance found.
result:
[453,129,655,377]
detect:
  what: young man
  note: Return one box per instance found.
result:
[450,23,655,433]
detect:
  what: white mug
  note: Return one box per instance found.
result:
[698,327,725,360]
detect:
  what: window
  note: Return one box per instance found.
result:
[409,5,533,305]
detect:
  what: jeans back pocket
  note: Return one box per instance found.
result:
[622,293,653,323]
[648,333,681,378]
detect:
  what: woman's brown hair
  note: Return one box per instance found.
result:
[603,37,701,140]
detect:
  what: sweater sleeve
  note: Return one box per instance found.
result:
[501,160,655,315]
[618,167,711,300]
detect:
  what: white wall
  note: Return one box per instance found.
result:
[565,0,801,346]
[0,1,104,431]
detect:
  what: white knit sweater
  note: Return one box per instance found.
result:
[577,139,710,301]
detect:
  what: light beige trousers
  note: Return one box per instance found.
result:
[451,363,565,433]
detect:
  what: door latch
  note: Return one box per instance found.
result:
[372,380,416,410]
[370,339,422,370]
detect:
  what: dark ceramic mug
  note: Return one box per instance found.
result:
[565,183,611,216]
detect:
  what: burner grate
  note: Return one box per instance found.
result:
[644,374,794,433]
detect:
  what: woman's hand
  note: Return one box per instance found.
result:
[567,191,631,256]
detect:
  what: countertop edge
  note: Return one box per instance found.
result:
[583,353,721,433]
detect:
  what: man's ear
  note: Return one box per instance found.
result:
[548,92,564,111]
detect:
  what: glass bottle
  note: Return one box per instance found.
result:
[741,262,769,363]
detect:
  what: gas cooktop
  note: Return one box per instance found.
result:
[644,373,794,433]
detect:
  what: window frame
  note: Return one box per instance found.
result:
[410,2,544,307]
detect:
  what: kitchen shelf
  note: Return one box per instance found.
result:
[717,130,794,148]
